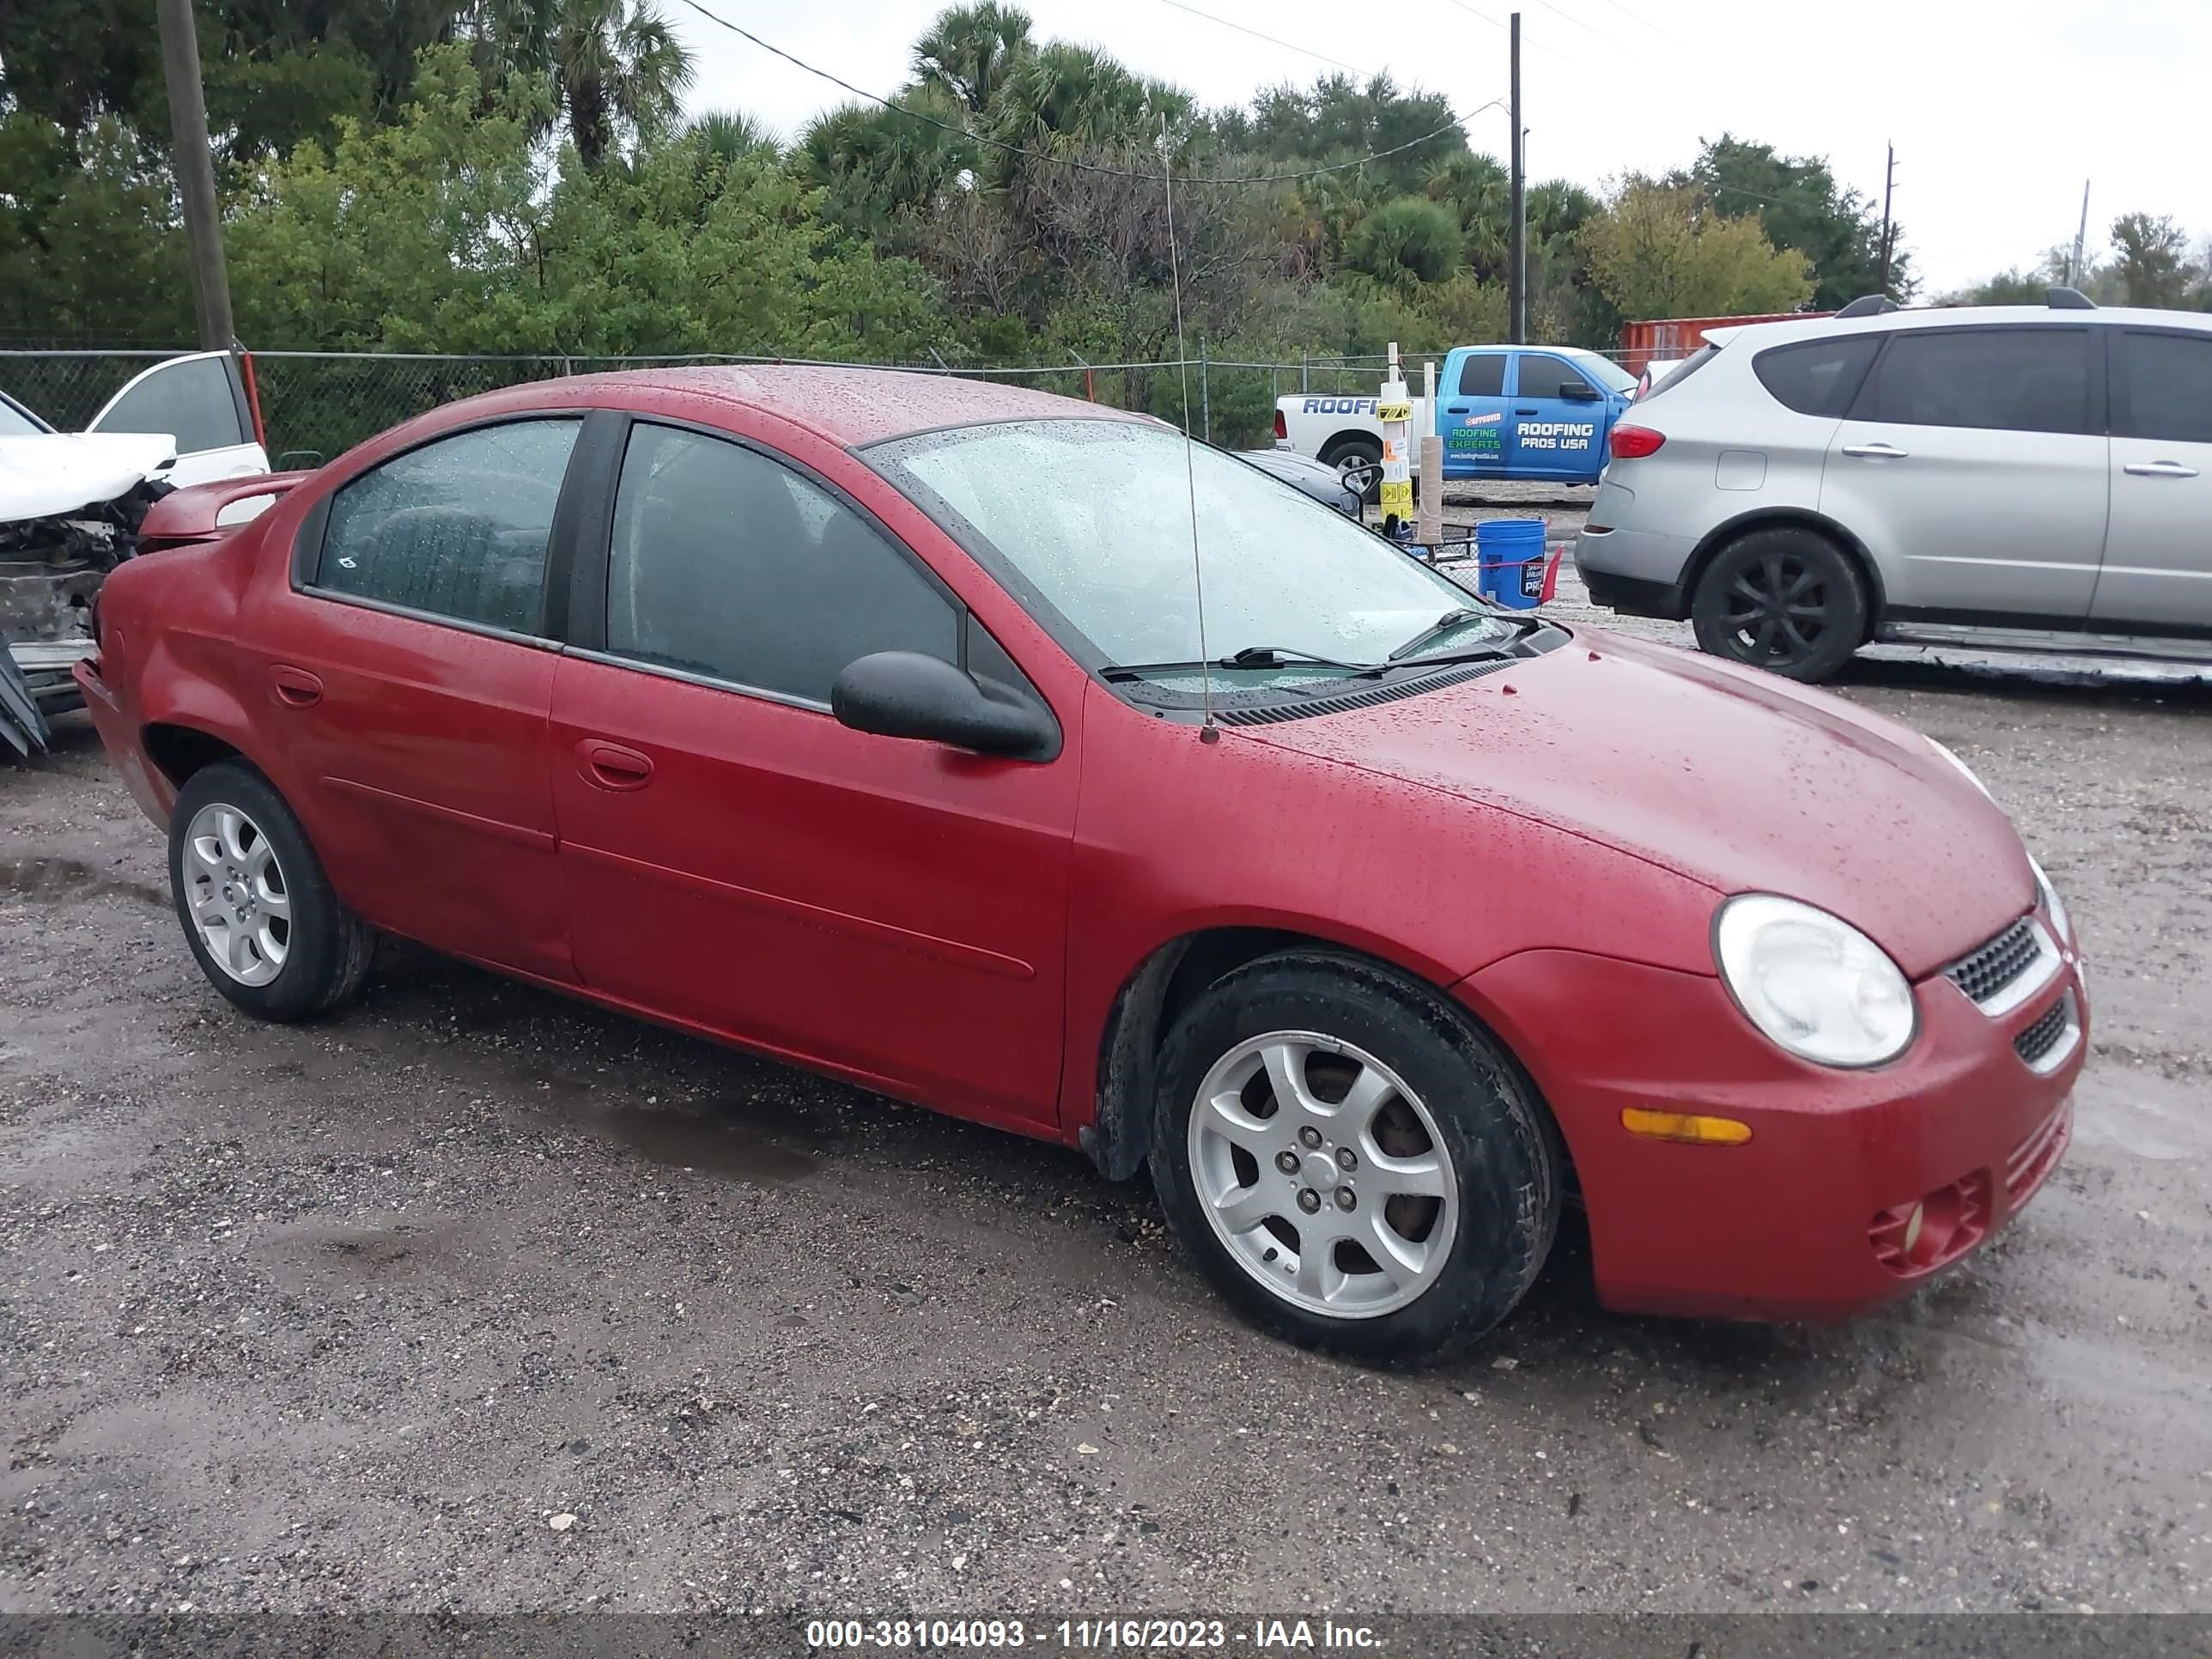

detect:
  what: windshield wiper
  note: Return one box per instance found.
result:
[1388,607,1496,661]
[1103,645,1379,680]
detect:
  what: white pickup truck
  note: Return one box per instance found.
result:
[1273,344,1638,495]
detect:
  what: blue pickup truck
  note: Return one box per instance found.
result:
[1272,344,1640,490]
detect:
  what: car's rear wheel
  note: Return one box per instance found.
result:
[1150,951,1560,1366]
[168,761,374,1022]
[1690,527,1868,682]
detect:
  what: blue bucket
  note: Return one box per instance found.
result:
[1475,518,1548,610]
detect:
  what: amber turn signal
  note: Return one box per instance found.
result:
[1620,1108,1753,1146]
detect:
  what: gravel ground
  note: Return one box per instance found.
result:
[4,520,2210,1616]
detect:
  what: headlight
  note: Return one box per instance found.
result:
[1928,738,1992,799]
[2030,855,2069,942]
[1714,895,1917,1068]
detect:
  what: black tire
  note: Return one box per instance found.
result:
[1322,437,1384,505]
[1690,526,1869,683]
[1149,951,1561,1367]
[167,760,375,1022]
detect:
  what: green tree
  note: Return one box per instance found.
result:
[0,112,193,340]
[912,1,1036,113]
[478,0,692,166]
[1674,135,1905,307]
[1577,179,1813,320]
[1343,196,1462,286]
[1215,73,1463,198]
[796,91,973,238]
[2107,212,2201,308]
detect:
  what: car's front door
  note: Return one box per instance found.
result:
[1821,325,2108,622]
[244,416,582,979]
[87,351,270,483]
[547,418,1078,1128]
[1504,353,1607,480]
[1437,351,1510,478]
[2094,325,2212,630]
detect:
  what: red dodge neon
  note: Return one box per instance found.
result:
[76,368,2085,1364]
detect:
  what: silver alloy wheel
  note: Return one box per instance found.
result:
[1188,1030,1459,1319]
[181,801,292,988]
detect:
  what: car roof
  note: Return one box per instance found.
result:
[1716,304,2212,351]
[475,364,1153,450]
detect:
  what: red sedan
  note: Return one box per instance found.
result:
[75,368,2086,1364]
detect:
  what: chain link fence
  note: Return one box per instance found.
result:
[0,345,1632,465]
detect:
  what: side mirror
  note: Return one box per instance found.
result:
[1559,380,1601,403]
[830,651,1058,761]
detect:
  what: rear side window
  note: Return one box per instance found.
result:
[316,419,580,635]
[91,356,246,453]
[1516,353,1595,398]
[1455,354,1505,398]
[605,423,958,704]
[2112,330,2212,444]
[1753,335,1881,416]
[1850,328,2093,434]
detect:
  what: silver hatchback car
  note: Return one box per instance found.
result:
[1574,294,2212,679]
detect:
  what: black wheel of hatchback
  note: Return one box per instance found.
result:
[1150,950,1561,1367]
[1690,527,1868,683]
[167,760,376,1021]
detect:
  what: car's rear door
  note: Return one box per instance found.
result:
[1437,351,1510,478]
[2093,325,2212,629]
[86,351,270,483]
[546,416,1078,1129]
[241,414,586,979]
[1821,325,2107,622]
[1504,352,1607,480]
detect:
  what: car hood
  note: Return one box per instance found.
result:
[1243,629,2032,979]
[0,432,176,521]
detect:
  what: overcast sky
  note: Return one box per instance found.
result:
[666,0,2209,296]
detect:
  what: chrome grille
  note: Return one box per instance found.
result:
[2014,994,2075,1067]
[1946,916,2040,1006]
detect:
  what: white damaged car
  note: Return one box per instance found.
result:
[2,352,270,754]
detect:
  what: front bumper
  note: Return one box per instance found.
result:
[1459,927,2086,1322]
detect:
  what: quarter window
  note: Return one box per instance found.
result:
[1753,335,1881,416]
[1850,328,2092,434]
[605,424,958,703]
[314,419,580,635]
[2113,330,2212,444]
[1455,355,1505,398]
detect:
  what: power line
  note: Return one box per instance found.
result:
[672,0,1498,185]
[1156,0,1359,76]
[1577,0,1689,46]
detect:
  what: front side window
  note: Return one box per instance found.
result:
[869,419,1522,687]
[2112,329,2212,444]
[606,423,959,704]
[1517,354,1595,399]
[1850,328,2092,434]
[1753,335,1882,417]
[316,419,580,635]
[91,356,246,453]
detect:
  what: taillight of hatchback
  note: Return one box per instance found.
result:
[1608,424,1665,459]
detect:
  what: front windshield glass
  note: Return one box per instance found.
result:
[1577,354,1638,395]
[870,419,1516,680]
[0,396,46,436]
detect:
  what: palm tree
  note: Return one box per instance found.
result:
[688,110,780,167]
[477,0,695,166]
[912,1,1036,115]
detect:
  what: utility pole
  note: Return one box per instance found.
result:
[1876,142,1895,297]
[1508,11,1526,344]
[156,0,234,348]
[2069,179,2091,287]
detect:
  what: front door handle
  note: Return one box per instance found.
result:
[576,739,653,792]
[1842,442,1910,459]
[1514,406,1538,415]
[267,665,322,708]
[2124,459,2200,478]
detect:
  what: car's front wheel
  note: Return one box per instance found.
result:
[1690,527,1868,682]
[168,760,374,1021]
[1150,951,1560,1366]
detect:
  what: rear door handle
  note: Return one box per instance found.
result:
[1842,442,1910,459]
[2124,459,2200,478]
[267,665,322,708]
[576,739,653,791]
[1445,403,1472,413]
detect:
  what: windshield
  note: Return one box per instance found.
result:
[1576,354,1638,395]
[0,395,47,436]
[868,420,1516,681]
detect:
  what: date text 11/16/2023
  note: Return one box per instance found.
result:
[805,1618,1382,1649]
